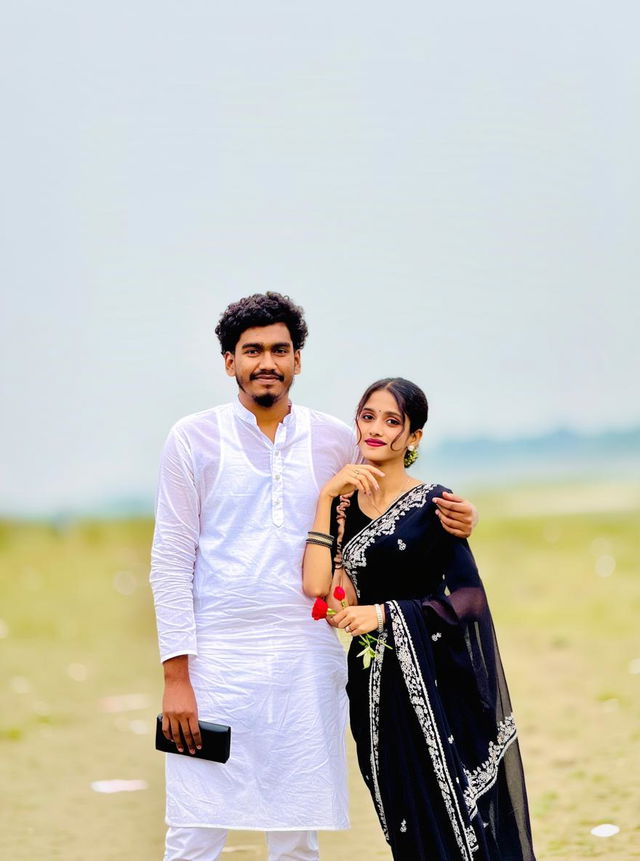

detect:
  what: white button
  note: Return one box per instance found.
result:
[274,474,281,480]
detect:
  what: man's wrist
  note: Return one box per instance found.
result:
[162,654,191,683]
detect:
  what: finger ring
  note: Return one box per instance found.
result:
[345,625,351,632]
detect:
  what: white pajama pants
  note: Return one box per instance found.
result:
[164,827,319,861]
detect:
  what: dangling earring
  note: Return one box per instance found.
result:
[404,445,418,468]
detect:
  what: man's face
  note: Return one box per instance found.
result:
[225,323,301,408]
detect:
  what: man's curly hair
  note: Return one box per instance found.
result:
[215,292,309,355]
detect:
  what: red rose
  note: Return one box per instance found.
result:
[311,598,329,620]
[333,586,346,601]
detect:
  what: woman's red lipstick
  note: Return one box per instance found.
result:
[365,439,385,447]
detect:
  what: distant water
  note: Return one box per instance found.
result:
[422,427,640,491]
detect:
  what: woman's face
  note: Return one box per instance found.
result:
[356,388,415,465]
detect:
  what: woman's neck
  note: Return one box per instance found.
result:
[364,459,414,498]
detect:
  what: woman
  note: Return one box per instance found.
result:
[302,378,535,861]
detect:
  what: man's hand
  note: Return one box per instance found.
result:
[432,491,478,538]
[162,656,202,755]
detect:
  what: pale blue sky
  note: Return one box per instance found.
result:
[1,1,638,514]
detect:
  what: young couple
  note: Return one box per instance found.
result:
[150,293,535,861]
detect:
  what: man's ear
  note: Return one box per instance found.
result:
[224,351,236,377]
[293,350,302,375]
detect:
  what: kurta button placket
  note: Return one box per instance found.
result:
[272,445,284,527]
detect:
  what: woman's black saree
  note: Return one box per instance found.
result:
[331,483,535,861]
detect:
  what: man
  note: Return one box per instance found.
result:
[150,293,476,861]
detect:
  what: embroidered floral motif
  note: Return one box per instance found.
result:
[400,819,407,833]
[463,715,518,814]
[368,632,389,841]
[398,539,407,551]
[348,567,360,598]
[388,601,477,860]
[432,632,442,642]
[342,484,436,575]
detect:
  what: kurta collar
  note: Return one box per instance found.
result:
[232,396,295,428]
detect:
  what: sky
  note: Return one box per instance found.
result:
[1,1,639,515]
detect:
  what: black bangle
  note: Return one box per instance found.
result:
[308,530,333,543]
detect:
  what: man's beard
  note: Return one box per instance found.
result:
[237,373,292,408]
[253,392,278,407]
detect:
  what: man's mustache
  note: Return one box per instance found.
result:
[250,372,285,381]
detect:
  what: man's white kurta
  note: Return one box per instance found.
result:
[150,399,358,830]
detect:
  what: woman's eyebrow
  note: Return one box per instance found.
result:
[361,406,402,418]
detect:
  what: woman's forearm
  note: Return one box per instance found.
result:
[302,492,335,597]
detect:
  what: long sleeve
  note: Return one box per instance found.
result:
[149,425,200,662]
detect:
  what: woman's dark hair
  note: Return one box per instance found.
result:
[215,292,308,354]
[355,378,429,451]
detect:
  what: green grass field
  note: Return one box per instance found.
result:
[1,481,639,860]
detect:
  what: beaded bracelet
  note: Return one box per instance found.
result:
[374,603,384,633]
